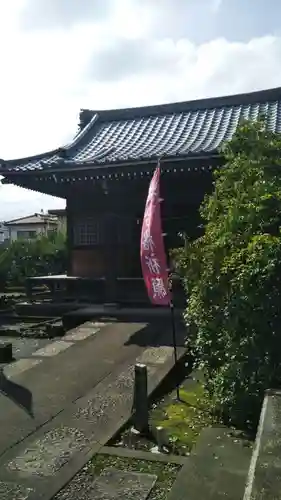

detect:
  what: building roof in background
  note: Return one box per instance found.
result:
[5,213,58,226]
[1,86,281,175]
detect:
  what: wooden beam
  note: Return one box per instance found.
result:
[104,213,118,302]
[66,199,73,275]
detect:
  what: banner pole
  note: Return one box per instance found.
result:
[140,156,180,399]
[158,157,180,402]
[169,282,180,401]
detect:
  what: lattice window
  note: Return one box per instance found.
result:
[73,216,103,246]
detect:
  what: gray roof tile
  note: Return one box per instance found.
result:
[2,87,281,174]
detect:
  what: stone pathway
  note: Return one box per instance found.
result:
[0,320,186,499]
[0,321,155,456]
[0,321,106,378]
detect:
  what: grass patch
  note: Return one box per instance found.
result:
[89,454,180,500]
[150,373,215,454]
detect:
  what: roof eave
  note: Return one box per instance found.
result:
[0,151,220,177]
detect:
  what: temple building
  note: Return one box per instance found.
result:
[0,86,281,304]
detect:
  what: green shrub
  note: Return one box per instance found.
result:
[0,231,66,289]
[174,119,281,430]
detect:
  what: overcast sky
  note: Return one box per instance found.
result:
[1,0,281,220]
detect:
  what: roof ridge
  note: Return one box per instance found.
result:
[2,85,281,175]
[80,86,281,124]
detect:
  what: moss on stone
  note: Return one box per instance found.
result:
[150,375,214,453]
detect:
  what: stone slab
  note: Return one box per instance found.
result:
[32,340,73,357]
[73,360,159,444]
[7,426,89,478]
[168,427,252,500]
[0,480,34,499]
[73,365,137,435]
[4,358,42,377]
[91,468,157,500]
[69,343,182,439]
[64,327,100,342]
[137,346,174,365]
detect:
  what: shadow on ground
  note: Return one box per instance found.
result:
[0,369,34,418]
[124,320,187,349]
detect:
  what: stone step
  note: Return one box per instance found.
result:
[167,426,252,500]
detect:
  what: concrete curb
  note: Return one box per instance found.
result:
[243,388,281,500]
[99,446,188,465]
[243,392,269,500]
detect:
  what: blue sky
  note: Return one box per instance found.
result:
[1,0,281,219]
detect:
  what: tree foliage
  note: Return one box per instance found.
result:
[0,231,66,289]
[173,119,281,430]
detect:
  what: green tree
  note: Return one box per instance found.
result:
[174,119,281,430]
[0,231,66,289]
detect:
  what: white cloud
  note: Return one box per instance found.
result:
[19,0,115,30]
[84,35,281,107]
[0,184,65,221]
[0,0,281,220]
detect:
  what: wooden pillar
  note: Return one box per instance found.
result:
[104,213,118,303]
[66,198,73,275]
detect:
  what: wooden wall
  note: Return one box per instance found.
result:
[71,248,105,277]
[65,164,214,279]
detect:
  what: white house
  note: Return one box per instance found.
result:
[48,209,66,233]
[5,213,59,242]
[0,222,9,244]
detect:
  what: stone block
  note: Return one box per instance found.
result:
[168,427,252,500]
[0,342,13,363]
[133,364,148,434]
[91,468,157,499]
[7,426,89,477]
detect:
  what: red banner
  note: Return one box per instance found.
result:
[140,166,171,306]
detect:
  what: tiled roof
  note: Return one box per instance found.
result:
[2,87,281,174]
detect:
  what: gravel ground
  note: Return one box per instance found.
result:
[0,336,51,360]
